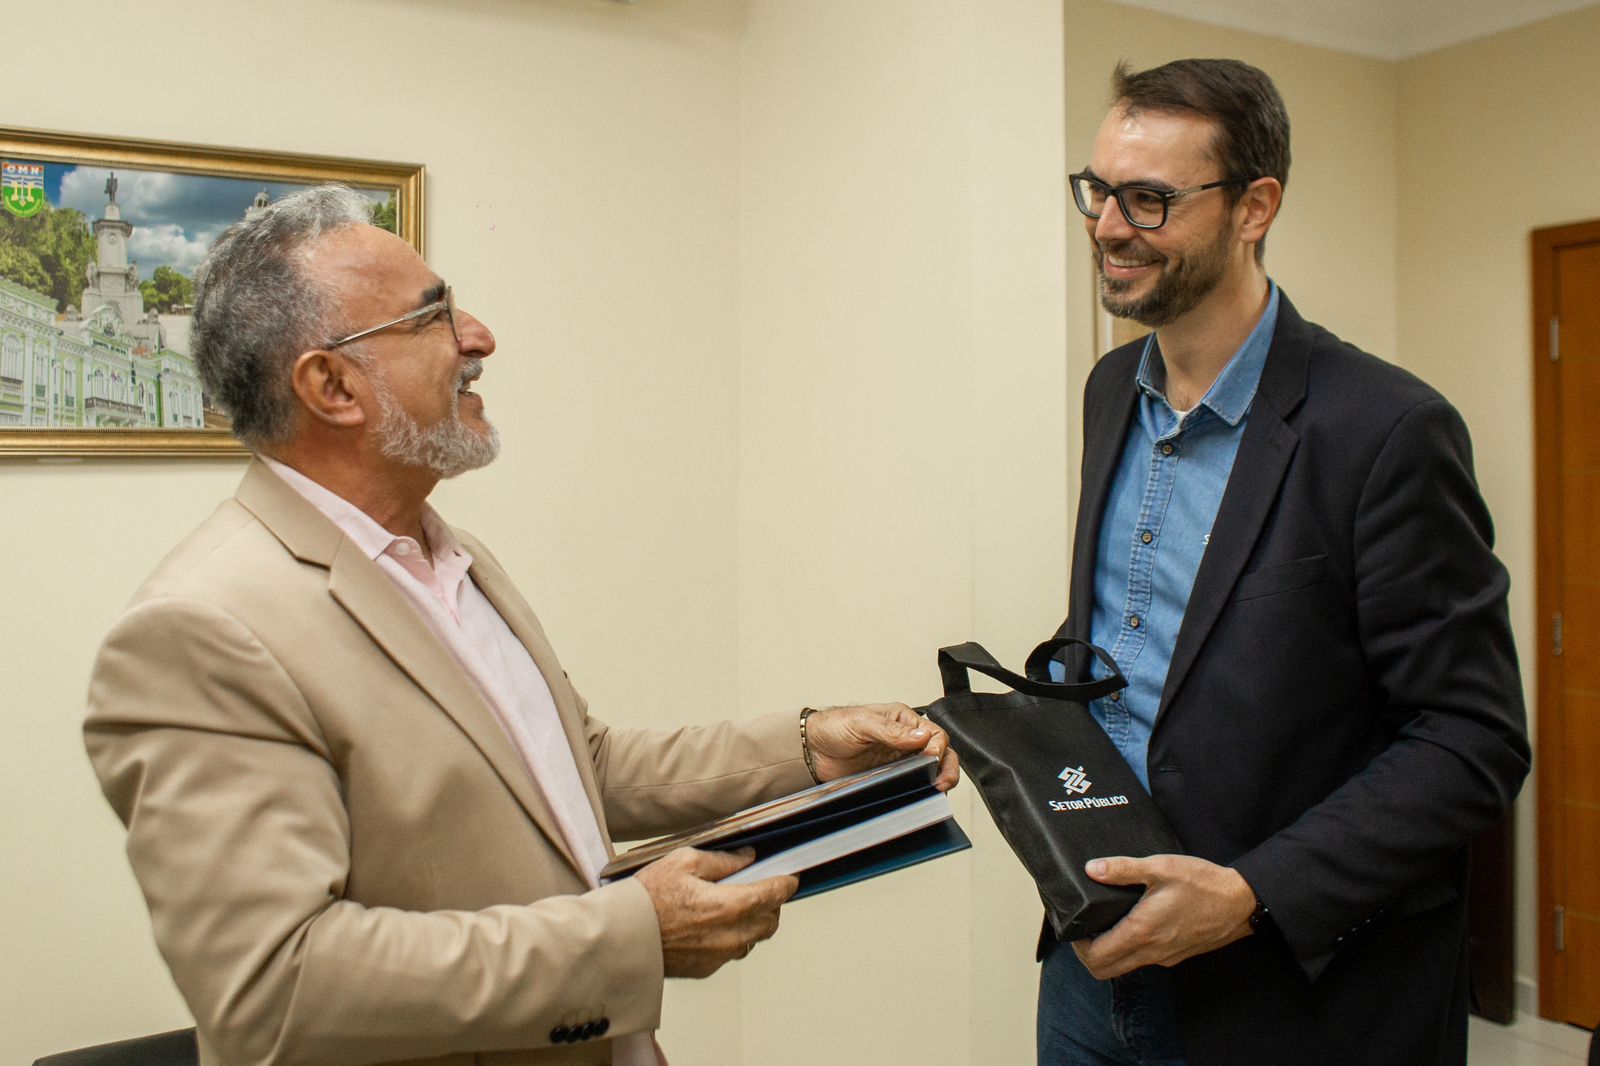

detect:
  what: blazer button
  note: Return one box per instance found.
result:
[582,1021,601,1040]
[550,1025,570,1044]
[596,1018,611,1037]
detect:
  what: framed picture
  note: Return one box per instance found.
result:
[0,127,423,460]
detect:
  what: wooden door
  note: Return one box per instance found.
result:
[1534,218,1600,1027]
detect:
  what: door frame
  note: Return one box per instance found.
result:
[1531,217,1600,1022]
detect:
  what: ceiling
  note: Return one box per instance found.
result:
[1101,0,1598,60]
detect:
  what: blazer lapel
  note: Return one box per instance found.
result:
[1158,296,1313,713]
[234,461,588,879]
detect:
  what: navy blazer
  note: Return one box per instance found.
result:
[1061,293,1529,1065]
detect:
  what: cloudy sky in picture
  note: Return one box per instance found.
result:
[47,164,387,279]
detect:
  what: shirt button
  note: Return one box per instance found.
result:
[1160,442,1175,457]
[394,542,412,555]
[1128,614,1142,629]
[1108,691,1122,703]
[1140,530,1154,544]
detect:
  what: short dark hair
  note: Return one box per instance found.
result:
[1111,58,1291,201]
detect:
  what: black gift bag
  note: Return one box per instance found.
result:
[921,638,1183,941]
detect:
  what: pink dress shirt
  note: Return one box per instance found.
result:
[261,459,659,1066]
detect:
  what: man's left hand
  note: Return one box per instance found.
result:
[804,703,960,791]
[1072,854,1256,979]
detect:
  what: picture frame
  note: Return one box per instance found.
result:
[0,127,423,460]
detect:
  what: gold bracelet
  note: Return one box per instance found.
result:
[799,707,822,783]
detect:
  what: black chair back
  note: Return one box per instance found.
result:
[33,1028,198,1066]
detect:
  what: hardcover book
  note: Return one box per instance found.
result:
[600,754,969,900]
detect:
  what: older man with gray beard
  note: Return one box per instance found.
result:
[82,185,957,1066]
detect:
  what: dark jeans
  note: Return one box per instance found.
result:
[1037,937,1186,1066]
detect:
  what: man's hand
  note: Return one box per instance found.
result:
[803,703,960,791]
[634,847,798,979]
[1071,854,1257,979]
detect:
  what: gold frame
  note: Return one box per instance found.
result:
[0,126,424,459]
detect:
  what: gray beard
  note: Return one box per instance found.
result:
[1096,224,1231,329]
[374,362,500,479]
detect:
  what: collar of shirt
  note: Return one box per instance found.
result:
[259,456,474,622]
[1135,280,1280,429]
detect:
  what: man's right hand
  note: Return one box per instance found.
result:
[633,847,798,979]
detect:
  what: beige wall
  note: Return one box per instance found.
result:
[1396,3,1600,991]
[2,1,1066,1062]
[734,3,1068,1060]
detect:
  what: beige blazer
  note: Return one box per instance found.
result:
[85,461,811,1066]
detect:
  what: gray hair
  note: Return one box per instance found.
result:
[190,184,375,448]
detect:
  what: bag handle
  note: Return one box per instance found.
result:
[937,638,1127,702]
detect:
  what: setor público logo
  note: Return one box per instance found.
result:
[1058,765,1092,794]
[2,161,46,218]
[1049,764,1130,811]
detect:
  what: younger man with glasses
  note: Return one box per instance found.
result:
[83,186,959,1066]
[1037,59,1527,1064]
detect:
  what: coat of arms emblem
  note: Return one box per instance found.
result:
[2,161,46,218]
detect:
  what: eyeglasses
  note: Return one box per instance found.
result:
[327,286,457,349]
[1069,173,1252,230]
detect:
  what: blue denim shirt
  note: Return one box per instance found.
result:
[1061,283,1279,791]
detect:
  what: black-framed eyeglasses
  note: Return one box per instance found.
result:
[1069,173,1253,230]
[327,286,457,349]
